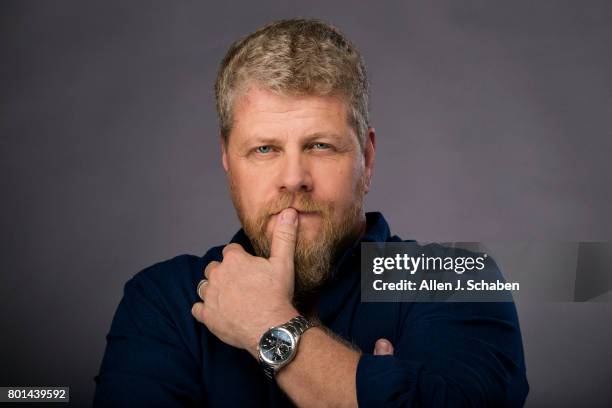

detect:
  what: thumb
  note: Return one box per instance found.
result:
[269,208,298,265]
[373,338,394,356]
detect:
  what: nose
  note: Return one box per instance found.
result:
[278,149,313,194]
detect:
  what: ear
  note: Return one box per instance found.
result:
[220,133,229,173]
[363,127,376,194]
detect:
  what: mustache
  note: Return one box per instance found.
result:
[263,193,329,217]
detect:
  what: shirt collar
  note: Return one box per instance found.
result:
[360,211,391,243]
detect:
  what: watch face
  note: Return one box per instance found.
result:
[259,327,296,365]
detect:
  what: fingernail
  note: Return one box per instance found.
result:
[281,209,297,224]
[377,339,391,353]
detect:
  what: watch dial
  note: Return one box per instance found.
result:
[260,328,293,363]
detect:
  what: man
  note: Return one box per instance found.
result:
[94,18,529,407]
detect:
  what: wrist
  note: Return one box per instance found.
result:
[247,306,300,358]
[256,314,318,379]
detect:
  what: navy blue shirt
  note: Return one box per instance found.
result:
[94,212,529,407]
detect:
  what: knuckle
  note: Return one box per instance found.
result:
[204,261,219,280]
[222,247,244,263]
[222,243,243,256]
[192,304,204,321]
[276,229,296,243]
[222,250,237,261]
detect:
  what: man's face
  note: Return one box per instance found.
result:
[221,84,375,297]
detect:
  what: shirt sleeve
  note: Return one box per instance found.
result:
[355,301,529,407]
[93,271,204,407]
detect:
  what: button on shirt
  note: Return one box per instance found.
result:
[94,212,529,407]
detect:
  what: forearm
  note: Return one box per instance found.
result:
[274,327,361,407]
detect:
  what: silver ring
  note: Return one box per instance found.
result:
[197,279,208,301]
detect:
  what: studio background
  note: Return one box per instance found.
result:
[1,1,611,406]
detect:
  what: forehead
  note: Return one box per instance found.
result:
[230,85,353,142]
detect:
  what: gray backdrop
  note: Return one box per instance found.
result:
[1,1,611,406]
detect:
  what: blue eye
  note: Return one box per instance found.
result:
[256,146,273,153]
[312,143,330,150]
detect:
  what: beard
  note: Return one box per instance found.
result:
[228,174,366,303]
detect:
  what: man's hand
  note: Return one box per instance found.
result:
[191,208,300,357]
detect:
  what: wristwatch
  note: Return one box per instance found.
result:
[257,315,317,379]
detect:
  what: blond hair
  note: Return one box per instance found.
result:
[214,18,370,148]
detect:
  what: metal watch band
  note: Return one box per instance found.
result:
[261,360,275,379]
[260,315,317,379]
[280,315,315,338]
